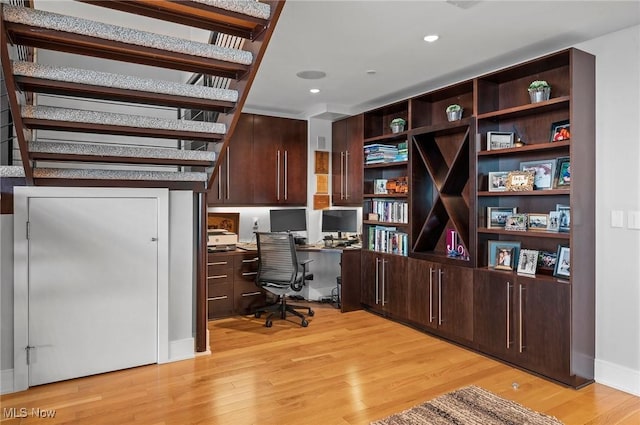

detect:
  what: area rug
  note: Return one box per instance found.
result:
[371,385,563,425]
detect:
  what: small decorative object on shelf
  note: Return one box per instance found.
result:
[487,131,514,150]
[488,240,521,268]
[554,245,571,279]
[504,213,528,231]
[505,170,535,191]
[446,229,468,259]
[528,80,551,103]
[517,249,539,276]
[550,120,571,142]
[390,118,406,134]
[445,104,463,121]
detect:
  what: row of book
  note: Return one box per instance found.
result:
[364,142,407,164]
[368,225,409,256]
[368,199,408,223]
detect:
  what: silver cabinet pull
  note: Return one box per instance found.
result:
[519,284,525,353]
[340,151,345,199]
[276,150,280,200]
[242,257,259,263]
[284,150,288,200]
[429,267,434,323]
[241,291,261,297]
[208,274,228,280]
[438,269,443,325]
[381,259,387,306]
[375,257,380,304]
[208,261,229,266]
[506,281,512,349]
[344,151,349,199]
[226,146,230,199]
[210,295,228,301]
[242,271,258,276]
[217,157,223,200]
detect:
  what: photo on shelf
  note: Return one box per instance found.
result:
[486,131,514,151]
[494,246,516,271]
[538,250,558,272]
[487,240,521,268]
[554,157,571,188]
[554,245,571,279]
[373,179,388,194]
[550,120,571,142]
[505,213,528,231]
[488,171,509,192]
[528,213,549,231]
[505,170,535,191]
[556,204,571,232]
[520,159,556,190]
[517,249,539,276]
[547,211,561,232]
[486,207,518,228]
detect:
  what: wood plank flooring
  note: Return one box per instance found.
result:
[1,303,639,424]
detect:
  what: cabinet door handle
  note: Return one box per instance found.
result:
[519,284,526,353]
[210,295,228,301]
[375,257,380,304]
[429,267,434,323]
[381,259,387,306]
[344,151,349,199]
[242,258,259,263]
[208,274,228,279]
[506,281,512,349]
[226,146,230,200]
[276,150,280,200]
[284,150,288,200]
[217,155,223,200]
[340,152,345,199]
[438,269,443,325]
[242,271,257,276]
[242,291,261,297]
[209,261,229,266]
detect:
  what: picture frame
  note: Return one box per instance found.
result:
[486,207,518,228]
[547,211,560,232]
[554,245,571,279]
[373,179,388,194]
[517,248,539,276]
[488,171,509,192]
[537,250,557,272]
[520,159,556,190]
[527,213,548,231]
[505,170,535,192]
[487,240,521,268]
[487,131,514,151]
[504,213,528,231]
[550,120,571,142]
[554,156,571,188]
[556,205,571,232]
[207,212,240,234]
[494,246,516,271]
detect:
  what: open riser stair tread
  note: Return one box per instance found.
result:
[2,4,251,78]
[77,0,272,40]
[21,105,226,141]
[12,61,238,112]
[33,167,207,182]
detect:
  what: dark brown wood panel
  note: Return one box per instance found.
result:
[340,248,362,312]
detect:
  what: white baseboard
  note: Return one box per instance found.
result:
[1,369,14,395]
[168,338,195,362]
[595,358,640,396]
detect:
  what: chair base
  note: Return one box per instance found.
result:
[254,295,314,327]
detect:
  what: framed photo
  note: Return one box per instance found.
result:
[486,207,518,228]
[494,246,516,271]
[537,250,557,272]
[487,240,521,268]
[517,249,539,276]
[487,131,514,151]
[505,170,534,192]
[547,211,560,232]
[556,205,571,232]
[373,179,388,194]
[520,159,556,190]
[554,245,571,279]
[527,213,548,231]
[488,171,509,192]
[550,120,571,142]
[504,213,528,231]
[554,157,571,188]
[207,212,240,234]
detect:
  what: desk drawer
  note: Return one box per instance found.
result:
[235,254,259,283]
[207,254,234,274]
[208,282,233,319]
[234,280,266,315]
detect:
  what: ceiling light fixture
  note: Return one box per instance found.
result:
[423,34,439,43]
[366,70,377,75]
[296,70,326,80]
[310,88,320,94]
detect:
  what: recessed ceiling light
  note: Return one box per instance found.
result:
[310,88,320,94]
[296,70,326,80]
[366,70,377,75]
[423,34,439,43]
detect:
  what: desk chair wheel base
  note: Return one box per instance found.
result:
[301,319,309,327]
[266,319,272,328]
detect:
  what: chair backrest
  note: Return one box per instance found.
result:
[255,232,303,291]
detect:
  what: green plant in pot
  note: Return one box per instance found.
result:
[528,80,551,103]
[390,118,406,133]
[446,104,463,121]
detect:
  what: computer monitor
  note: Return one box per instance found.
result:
[321,209,358,239]
[269,208,307,233]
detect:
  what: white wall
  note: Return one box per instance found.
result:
[577,25,640,396]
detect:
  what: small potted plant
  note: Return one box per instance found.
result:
[528,80,551,103]
[446,104,463,121]
[390,118,406,134]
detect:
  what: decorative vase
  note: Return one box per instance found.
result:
[390,123,404,133]
[446,109,463,122]
[528,87,550,103]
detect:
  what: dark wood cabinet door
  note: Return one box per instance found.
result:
[382,254,408,320]
[407,258,437,328]
[280,117,307,205]
[361,251,382,312]
[340,249,362,312]
[520,279,571,382]
[252,114,281,204]
[473,269,517,361]
[331,118,347,204]
[332,115,363,206]
[438,265,473,342]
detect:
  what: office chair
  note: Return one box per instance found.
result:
[254,232,314,327]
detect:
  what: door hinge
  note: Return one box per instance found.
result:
[25,346,34,365]
[26,221,30,240]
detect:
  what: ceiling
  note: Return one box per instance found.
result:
[243,0,640,120]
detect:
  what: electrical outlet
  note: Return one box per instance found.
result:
[252,217,259,231]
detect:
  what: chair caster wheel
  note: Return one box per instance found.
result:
[308,309,315,317]
[265,320,272,328]
[254,312,261,318]
[301,319,309,327]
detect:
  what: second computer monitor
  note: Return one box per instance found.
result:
[321,209,358,239]
[270,208,307,233]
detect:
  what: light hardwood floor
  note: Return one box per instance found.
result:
[1,303,639,424]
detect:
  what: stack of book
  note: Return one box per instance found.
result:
[364,144,398,165]
[368,225,409,256]
[395,141,408,162]
[369,199,408,223]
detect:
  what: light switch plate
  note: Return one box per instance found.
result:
[628,210,640,230]
[611,210,624,228]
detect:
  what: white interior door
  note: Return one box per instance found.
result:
[27,196,158,386]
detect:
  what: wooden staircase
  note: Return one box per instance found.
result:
[0,0,284,189]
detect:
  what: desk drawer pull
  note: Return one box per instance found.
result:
[209,295,228,301]
[242,272,258,276]
[242,258,259,263]
[209,261,229,266]
[242,291,261,297]
[208,274,228,280]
